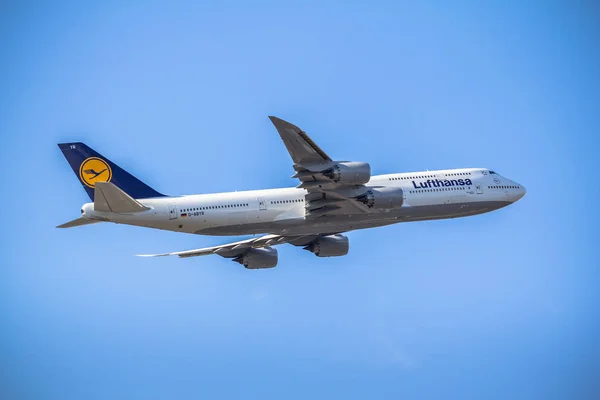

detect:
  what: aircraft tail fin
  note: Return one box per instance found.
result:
[94,182,150,213]
[56,217,103,229]
[58,142,165,201]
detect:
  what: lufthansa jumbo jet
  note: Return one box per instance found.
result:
[58,116,526,269]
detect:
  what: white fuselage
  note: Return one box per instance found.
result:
[81,168,525,236]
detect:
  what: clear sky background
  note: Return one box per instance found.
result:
[1,1,598,399]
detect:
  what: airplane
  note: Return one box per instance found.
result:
[57,116,526,269]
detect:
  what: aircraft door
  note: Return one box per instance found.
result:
[476,184,483,194]
[168,205,178,220]
[258,197,267,211]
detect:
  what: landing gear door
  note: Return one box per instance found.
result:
[169,205,178,220]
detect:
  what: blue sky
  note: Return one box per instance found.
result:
[1,1,598,399]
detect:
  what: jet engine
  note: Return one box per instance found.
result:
[232,247,278,269]
[322,162,371,185]
[355,187,404,209]
[304,234,349,257]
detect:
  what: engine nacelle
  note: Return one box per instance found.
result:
[322,162,371,185]
[233,247,278,269]
[355,187,404,209]
[304,234,349,257]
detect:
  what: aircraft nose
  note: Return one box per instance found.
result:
[515,183,526,201]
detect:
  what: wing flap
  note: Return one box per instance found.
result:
[268,116,373,219]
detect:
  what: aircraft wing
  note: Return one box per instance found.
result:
[269,116,372,217]
[268,116,332,164]
[137,234,319,259]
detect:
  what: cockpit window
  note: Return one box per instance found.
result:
[489,171,496,174]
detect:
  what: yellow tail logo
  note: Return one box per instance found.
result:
[79,157,112,188]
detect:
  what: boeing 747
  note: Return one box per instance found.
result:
[57,116,526,269]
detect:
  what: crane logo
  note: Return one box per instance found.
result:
[79,157,112,188]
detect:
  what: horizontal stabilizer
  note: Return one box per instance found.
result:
[94,182,150,213]
[56,217,103,228]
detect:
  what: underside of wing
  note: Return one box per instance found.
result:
[138,234,279,258]
[137,234,319,259]
[137,233,350,269]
